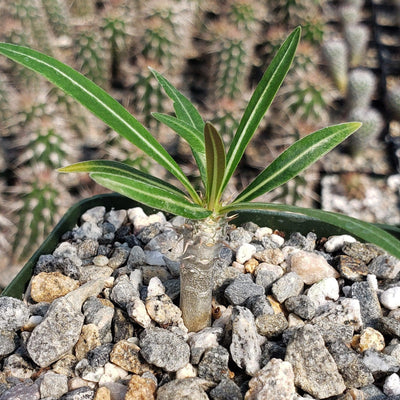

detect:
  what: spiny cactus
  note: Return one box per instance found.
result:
[322,38,349,95]
[74,31,108,87]
[345,24,370,67]
[41,0,69,38]
[386,80,400,121]
[347,69,377,110]
[347,107,384,155]
[339,4,362,27]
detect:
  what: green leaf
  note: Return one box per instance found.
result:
[234,122,361,203]
[58,160,186,197]
[221,202,400,259]
[204,122,226,210]
[150,68,204,132]
[0,43,200,204]
[152,113,205,153]
[89,172,211,219]
[220,27,301,197]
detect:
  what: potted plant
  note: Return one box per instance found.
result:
[1,27,399,333]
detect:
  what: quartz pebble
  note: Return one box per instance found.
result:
[3,205,400,399]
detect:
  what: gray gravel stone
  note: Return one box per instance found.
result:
[378,317,400,338]
[285,324,346,399]
[34,255,80,279]
[272,272,304,303]
[39,371,68,398]
[198,345,230,382]
[110,275,139,308]
[209,378,242,400]
[0,297,30,331]
[0,330,16,357]
[254,263,284,291]
[108,244,130,269]
[351,281,382,328]
[127,245,146,268]
[59,387,94,400]
[285,295,316,320]
[188,327,223,365]
[76,239,99,259]
[83,297,114,344]
[327,340,374,388]
[0,380,40,400]
[87,343,114,367]
[228,227,253,249]
[224,273,264,305]
[156,378,213,400]
[245,295,274,317]
[363,350,400,376]
[139,327,190,372]
[368,255,400,280]
[105,209,126,230]
[230,306,264,376]
[256,313,288,338]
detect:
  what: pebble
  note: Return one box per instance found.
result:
[236,243,256,264]
[40,371,69,398]
[324,235,357,252]
[255,312,288,338]
[124,374,157,400]
[197,345,230,382]
[271,272,304,303]
[74,324,101,360]
[362,350,400,375]
[60,386,95,400]
[284,295,316,320]
[368,255,400,280]
[285,324,346,399]
[156,378,213,400]
[209,378,242,400]
[0,297,30,331]
[230,306,263,376]
[139,327,190,372]
[254,263,284,291]
[351,281,382,328]
[187,327,223,364]
[307,277,340,308]
[109,339,150,374]
[289,250,339,284]
[224,274,264,306]
[380,287,400,310]
[30,271,80,302]
[352,327,385,352]
[336,255,369,281]
[383,373,400,396]
[245,358,296,400]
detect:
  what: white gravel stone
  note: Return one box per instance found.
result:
[176,363,197,379]
[307,277,340,308]
[98,362,129,385]
[254,227,273,240]
[270,234,285,247]
[367,274,379,291]
[324,235,356,252]
[147,276,165,297]
[53,242,82,267]
[380,287,400,310]
[127,297,153,328]
[128,207,166,233]
[236,243,257,264]
[145,250,166,266]
[383,373,400,396]
[93,255,109,266]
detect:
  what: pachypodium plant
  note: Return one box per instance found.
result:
[1,27,400,332]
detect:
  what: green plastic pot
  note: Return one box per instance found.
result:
[2,193,400,299]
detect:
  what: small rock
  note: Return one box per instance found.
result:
[176,363,197,379]
[289,250,339,285]
[92,256,109,267]
[380,287,400,310]
[127,246,146,268]
[127,298,152,328]
[156,378,213,400]
[228,227,253,249]
[254,248,285,265]
[383,373,400,396]
[245,295,274,317]
[362,350,400,375]
[0,297,30,331]
[307,277,339,308]
[52,354,78,377]
[98,362,129,385]
[342,242,383,264]
[145,293,183,326]
[35,254,80,279]
[81,206,105,224]
[352,327,385,352]
[60,386,95,400]
[271,272,304,303]
[285,232,317,251]
[188,327,223,365]
[77,239,99,259]
[244,258,259,274]
[0,330,16,357]
[236,243,257,264]
[124,374,156,400]
[87,343,114,368]
[79,266,113,284]
[53,242,82,266]
[368,255,400,280]
[0,381,40,400]
[351,281,382,328]
[198,345,230,382]
[105,209,126,230]
[224,274,264,306]
[110,276,138,309]
[245,358,296,400]
[327,340,374,388]
[378,316,400,338]
[336,255,369,281]
[112,308,135,343]
[110,339,150,374]
[254,263,284,291]
[230,306,264,376]
[2,353,34,379]
[74,324,101,360]
[256,313,288,338]
[108,245,130,269]
[284,295,316,320]
[324,235,357,252]
[209,378,242,400]
[140,327,190,372]
[83,297,114,344]
[145,230,180,253]
[40,371,69,398]
[285,324,346,399]
[30,271,80,303]
[94,386,111,400]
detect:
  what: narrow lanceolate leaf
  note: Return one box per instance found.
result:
[204,122,226,210]
[220,27,301,197]
[234,122,362,203]
[0,43,200,204]
[152,113,205,153]
[150,68,204,132]
[90,173,211,219]
[58,160,186,197]
[221,202,400,259]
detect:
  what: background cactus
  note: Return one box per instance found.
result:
[347,68,377,110]
[345,24,370,68]
[386,79,400,121]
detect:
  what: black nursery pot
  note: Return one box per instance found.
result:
[3,193,400,299]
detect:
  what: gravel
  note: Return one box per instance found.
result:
[0,205,400,399]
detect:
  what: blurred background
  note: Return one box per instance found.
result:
[0,0,399,288]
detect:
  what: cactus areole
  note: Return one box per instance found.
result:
[1,27,400,331]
